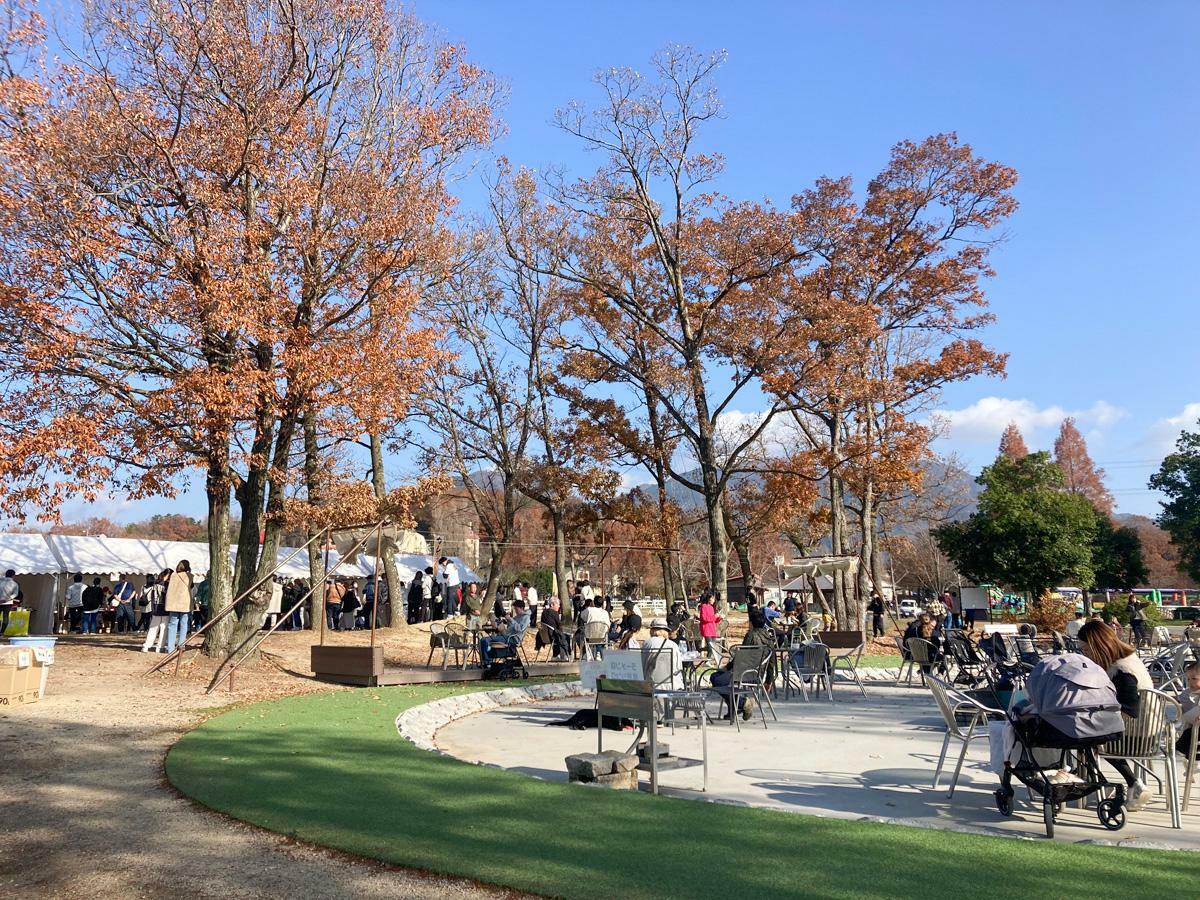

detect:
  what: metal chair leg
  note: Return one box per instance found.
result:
[933,731,951,790]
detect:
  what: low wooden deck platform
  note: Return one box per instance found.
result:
[315,660,581,687]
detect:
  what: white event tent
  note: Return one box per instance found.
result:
[0,532,381,634]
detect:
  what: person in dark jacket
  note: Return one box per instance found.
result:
[867,593,886,638]
[81,578,104,635]
[537,597,570,661]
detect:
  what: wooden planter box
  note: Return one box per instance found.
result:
[311,645,385,686]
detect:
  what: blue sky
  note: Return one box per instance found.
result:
[45,1,1200,522]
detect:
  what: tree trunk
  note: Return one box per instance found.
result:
[723,500,754,602]
[551,507,570,622]
[368,432,402,628]
[303,412,326,625]
[202,453,235,657]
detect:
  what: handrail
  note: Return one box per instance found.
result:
[205,521,386,693]
[143,527,329,677]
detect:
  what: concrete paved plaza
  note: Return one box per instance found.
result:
[435,680,1199,849]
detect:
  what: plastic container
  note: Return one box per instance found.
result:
[7,636,57,649]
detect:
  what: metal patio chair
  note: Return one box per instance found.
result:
[1100,688,1183,828]
[926,675,1004,798]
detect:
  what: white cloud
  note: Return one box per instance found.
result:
[1146,402,1200,455]
[936,397,1127,446]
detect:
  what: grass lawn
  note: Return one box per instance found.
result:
[167,683,1195,900]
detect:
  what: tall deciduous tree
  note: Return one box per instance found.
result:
[935,452,1099,601]
[1053,417,1114,517]
[1092,516,1148,590]
[1150,422,1200,583]
[494,48,809,598]
[0,0,498,652]
[998,422,1030,460]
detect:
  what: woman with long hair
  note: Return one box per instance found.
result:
[163,560,193,653]
[1077,619,1154,810]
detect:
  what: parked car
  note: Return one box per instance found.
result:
[898,598,918,617]
[1169,606,1200,622]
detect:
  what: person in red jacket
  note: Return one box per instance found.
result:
[698,591,722,658]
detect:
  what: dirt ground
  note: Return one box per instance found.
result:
[0,625,530,899]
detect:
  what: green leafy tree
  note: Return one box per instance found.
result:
[1149,424,1200,582]
[935,452,1100,601]
[1092,517,1149,590]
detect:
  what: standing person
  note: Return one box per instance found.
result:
[462,582,485,630]
[0,569,19,635]
[134,574,156,631]
[140,573,168,652]
[1127,594,1149,648]
[406,571,424,625]
[192,576,210,630]
[440,557,461,617]
[111,576,137,634]
[698,592,722,659]
[65,574,86,633]
[324,578,345,631]
[422,567,435,622]
[867,592,886,639]
[524,580,539,628]
[339,582,360,631]
[81,578,104,634]
[163,560,193,653]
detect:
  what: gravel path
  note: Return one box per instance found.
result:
[0,633,525,899]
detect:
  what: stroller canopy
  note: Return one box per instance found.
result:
[1026,654,1124,742]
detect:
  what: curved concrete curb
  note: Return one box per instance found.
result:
[396,681,590,756]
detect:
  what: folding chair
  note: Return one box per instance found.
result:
[1099,688,1182,828]
[582,620,609,660]
[926,675,1003,798]
[829,641,867,698]
[791,641,832,701]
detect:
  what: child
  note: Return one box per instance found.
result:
[1176,660,1200,758]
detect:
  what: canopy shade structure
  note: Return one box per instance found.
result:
[779,557,860,592]
[268,547,372,580]
[46,535,212,577]
[0,533,64,575]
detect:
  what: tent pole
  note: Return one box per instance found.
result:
[319,525,330,647]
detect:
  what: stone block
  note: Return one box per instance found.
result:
[591,769,638,790]
[565,752,617,781]
[595,749,639,773]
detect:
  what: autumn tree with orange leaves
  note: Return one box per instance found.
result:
[0,0,498,652]
[999,422,1030,460]
[1054,417,1115,517]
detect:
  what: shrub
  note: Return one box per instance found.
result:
[997,593,1075,633]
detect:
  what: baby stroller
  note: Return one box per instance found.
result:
[994,654,1127,837]
[483,637,528,680]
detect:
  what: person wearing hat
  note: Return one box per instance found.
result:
[641,617,683,690]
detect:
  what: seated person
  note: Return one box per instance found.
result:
[614,600,643,648]
[575,596,611,653]
[641,618,683,690]
[478,599,530,668]
[537,598,570,660]
[665,601,690,635]
[709,609,775,720]
[1176,660,1200,759]
[763,600,782,623]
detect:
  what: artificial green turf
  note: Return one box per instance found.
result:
[167,684,1195,900]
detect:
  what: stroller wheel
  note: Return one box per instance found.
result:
[994,788,1014,816]
[1097,799,1126,831]
[1043,799,1055,838]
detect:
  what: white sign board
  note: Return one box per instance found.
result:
[602,649,647,681]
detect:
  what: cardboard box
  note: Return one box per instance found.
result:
[0,688,39,707]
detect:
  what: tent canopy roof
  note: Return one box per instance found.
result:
[46,534,211,577]
[0,533,65,575]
